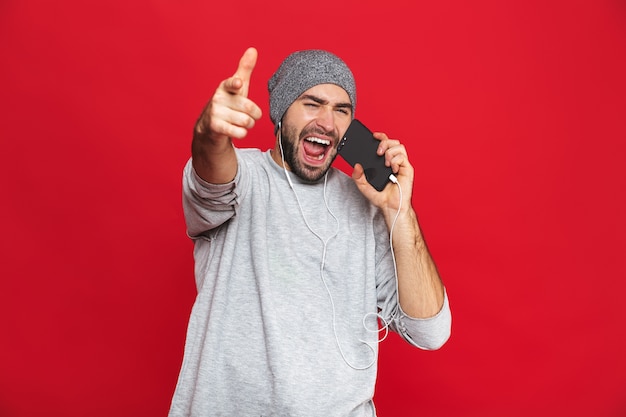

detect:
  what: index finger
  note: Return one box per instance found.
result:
[230,47,258,98]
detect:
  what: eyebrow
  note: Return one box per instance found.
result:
[299,94,353,111]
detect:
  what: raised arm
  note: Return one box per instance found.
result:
[192,47,263,184]
[352,132,446,319]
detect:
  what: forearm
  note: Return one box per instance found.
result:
[389,207,445,318]
[191,128,237,184]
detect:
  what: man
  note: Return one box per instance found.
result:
[169,47,451,416]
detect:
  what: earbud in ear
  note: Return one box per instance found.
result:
[275,120,282,136]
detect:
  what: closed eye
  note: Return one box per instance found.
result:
[299,94,352,116]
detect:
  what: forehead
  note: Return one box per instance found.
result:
[298,83,351,104]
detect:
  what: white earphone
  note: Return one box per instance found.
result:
[276,118,403,370]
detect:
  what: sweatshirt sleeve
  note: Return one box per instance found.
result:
[373,210,452,351]
[182,157,244,237]
[393,289,452,350]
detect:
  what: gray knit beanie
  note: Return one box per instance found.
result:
[268,50,356,131]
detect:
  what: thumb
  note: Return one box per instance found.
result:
[231,47,258,97]
[351,163,368,186]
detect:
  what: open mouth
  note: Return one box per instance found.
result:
[302,136,331,163]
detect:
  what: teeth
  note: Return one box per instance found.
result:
[306,137,330,146]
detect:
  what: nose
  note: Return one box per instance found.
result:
[315,106,335,134]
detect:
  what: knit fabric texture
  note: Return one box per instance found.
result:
[268,50,356,131]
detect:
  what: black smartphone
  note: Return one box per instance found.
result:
[337,119,393,191]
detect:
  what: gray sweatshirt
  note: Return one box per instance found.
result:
[169,148,451,417]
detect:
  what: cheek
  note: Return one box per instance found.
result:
[337,118,352,137]
[284,105,316,125]
[283,116,309,139]
[283,124,302,149]
[337,118,352,136]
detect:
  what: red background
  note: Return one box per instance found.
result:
[1,1,625,416]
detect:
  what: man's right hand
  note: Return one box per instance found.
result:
[194,47,263,143]
[192,47,262,184]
